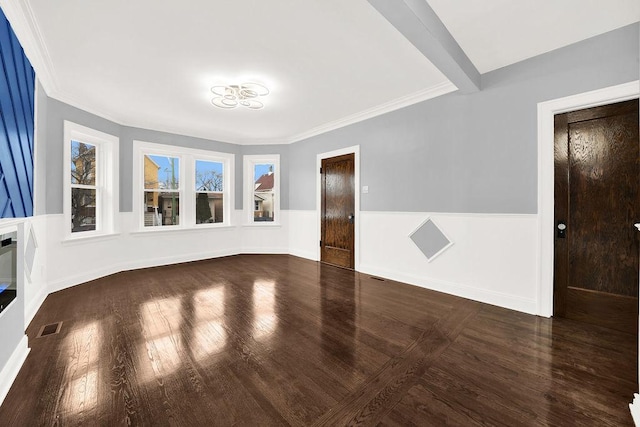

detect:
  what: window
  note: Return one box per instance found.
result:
[143,155,180,227]
[244,155,280,224]
[70,141,97,232]
[64,121,119,238]
[133,141,233,230]
[195,160,224,224]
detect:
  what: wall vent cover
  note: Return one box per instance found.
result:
[409,217,453,262]
[36,322,62,338]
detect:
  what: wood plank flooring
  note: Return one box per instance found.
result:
[0,254,636,426]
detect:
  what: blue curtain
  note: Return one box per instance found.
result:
[0,8,34,218]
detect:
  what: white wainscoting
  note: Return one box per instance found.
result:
[24,210,293,303]
[359,212,539,314]
[239,211,290,254]
[288,210,319,261]
[288,210,539,315]
[45,212,243,294]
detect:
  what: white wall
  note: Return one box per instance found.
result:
[40,211,289,296]
[287,210,539,314]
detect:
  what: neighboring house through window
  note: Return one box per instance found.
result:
[143,154,181,226]
[244,155,279,224]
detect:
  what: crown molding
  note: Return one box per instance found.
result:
[0,0,58,94]
[280,81,457,144]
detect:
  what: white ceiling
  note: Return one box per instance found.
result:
[3,0,639,144]
[427,0,640,74]
[20,0,453,144]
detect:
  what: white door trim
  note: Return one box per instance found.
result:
[316,146,360,270]
[536,80,640,317]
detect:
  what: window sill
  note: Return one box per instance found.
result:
[130,225,236,236]
[61,232,121,246]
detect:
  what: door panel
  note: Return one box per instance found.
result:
[321,153,355,269]
[554,99,639,333]
[568,113,639,296]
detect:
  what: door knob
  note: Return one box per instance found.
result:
[348,213,355,224]
[557,221,567,238]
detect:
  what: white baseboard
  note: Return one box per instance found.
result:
[0,335,29,406]
[359,263,538,315]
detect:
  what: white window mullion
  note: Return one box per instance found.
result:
[184,154,193,228]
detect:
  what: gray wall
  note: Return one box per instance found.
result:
[40,97,121,214]
[36,96,292,213]
[289,23,640,213]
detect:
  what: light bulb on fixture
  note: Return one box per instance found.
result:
[211,83,269,110]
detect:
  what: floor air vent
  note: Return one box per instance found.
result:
[370,276,386,281]
[36,322,62,338]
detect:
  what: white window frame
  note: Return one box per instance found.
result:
[133,140,234,231]
[244,154,280,226]
[63,121,119,241]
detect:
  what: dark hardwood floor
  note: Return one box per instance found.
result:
[0,255,636,426]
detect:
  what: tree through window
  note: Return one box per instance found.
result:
[70,141,97,233]
[195,160,224,224]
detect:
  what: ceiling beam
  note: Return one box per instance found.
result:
[367,0,480,93]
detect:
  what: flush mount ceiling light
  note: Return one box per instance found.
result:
[210,83,270,110]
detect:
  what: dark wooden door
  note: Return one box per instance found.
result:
[321,153,355,269]
[554,99,639,334]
